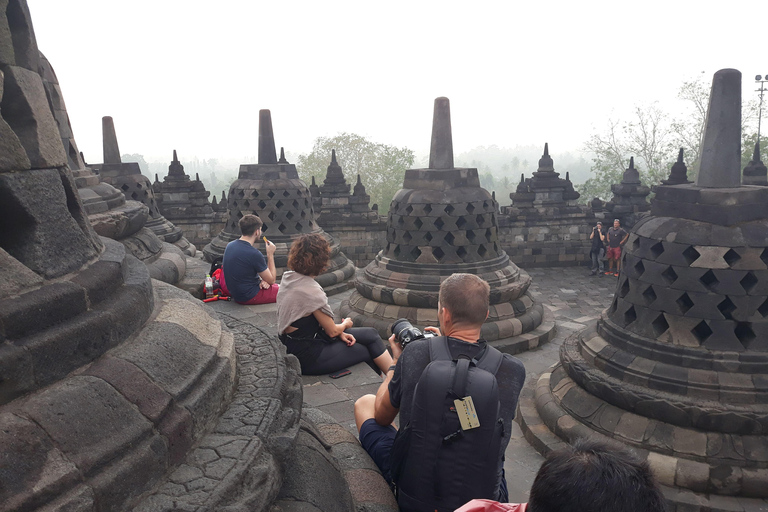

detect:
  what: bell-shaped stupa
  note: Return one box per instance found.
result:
[341,98,553,352]
[0,4,236,509]
[520,69,768,511]
[203,110,355,294]
[93,117,195,256]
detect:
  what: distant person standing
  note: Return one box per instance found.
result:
[589,221,606,277]
[220,214,279,304]
[605,218,628,276]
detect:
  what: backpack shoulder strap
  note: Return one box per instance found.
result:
[428,336,452,362]
[475,344,504,376]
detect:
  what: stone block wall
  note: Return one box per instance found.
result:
[172,215,226,249]
[498,207,594,267]
[324,225,388,268]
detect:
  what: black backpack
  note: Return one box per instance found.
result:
[390,337,505,512]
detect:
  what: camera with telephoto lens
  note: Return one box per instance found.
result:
[391,318,436,350]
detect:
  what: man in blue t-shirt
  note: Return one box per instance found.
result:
[221,214,278,304]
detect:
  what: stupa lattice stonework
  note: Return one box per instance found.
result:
[519,69,768,512]
[204,109,355,294]
[341,98,554,352]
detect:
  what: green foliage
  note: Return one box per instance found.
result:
[579,77,768,201]
[121,153,150,177]
[296,133,415,215]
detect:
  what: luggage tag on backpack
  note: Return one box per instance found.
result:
[454,396,480,430]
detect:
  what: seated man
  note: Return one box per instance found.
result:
[354,273,526,512]
[456,438,667,512]
[221,214,278,304]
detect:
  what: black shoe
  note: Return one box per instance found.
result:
[589,270,597,276]
[598,272,604,278]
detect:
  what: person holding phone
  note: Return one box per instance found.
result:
[276,233,393,376]
[220,214,279,304]
[589,221,606,277]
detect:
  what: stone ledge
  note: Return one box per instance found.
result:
[0,280,236,511]
[518,363,768,510]
[133,315,302,511]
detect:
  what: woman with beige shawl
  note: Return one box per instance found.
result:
[276,234,393,376]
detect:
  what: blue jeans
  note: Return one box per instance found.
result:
[590,248,605,272]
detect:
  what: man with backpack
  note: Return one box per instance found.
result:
[354,273,526,512]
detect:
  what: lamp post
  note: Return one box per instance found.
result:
[756,75,768,152]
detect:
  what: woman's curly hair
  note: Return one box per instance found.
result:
[287,233,331,276]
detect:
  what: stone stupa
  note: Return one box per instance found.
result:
[341,98,554,352]
[0,4,237,508]
[37,53,187,284]
[742,141,767,186]
[92,117,196,256]
[604,156,651,228]
[153,150,220,247]
[519,69,768,511]
[203,110,355,294]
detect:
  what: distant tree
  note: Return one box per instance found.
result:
[121,153,150,178]
[580,77,765,201]
[511,156,520,171]
[479,172,495,190]
[297,133,415,215]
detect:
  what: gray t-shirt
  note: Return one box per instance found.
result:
[388,336,526,486]
[607,227,627,248]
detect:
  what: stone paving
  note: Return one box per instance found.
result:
[204,266,617,504]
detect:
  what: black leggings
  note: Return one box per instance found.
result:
[288,327,387,376]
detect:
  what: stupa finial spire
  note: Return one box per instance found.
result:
[102,116,121,164]
[428,97,454,170]
[258,109,278,165]
[696,69,742,188]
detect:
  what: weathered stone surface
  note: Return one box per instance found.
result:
[1,65,65,168]
[429,97,453,169]
[275,430,355,511]
[0,246,42,300]
[0,412,80,511]
[0,68,32,172]
[0,0,14,67]
[0,168,98,277]
[101,116,121,164]
[697,69,742,188]
[2,0,39,71]
[522,69,768,511]
[20,376,157,474]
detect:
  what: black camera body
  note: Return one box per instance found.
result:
[391,318,436,350]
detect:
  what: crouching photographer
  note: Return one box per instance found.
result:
[354,273,526,512]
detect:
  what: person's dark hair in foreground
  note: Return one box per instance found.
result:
[527,438,667,512]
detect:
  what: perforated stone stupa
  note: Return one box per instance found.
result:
[341,98,554,352]
[519,69,768,511]
[203,110,355,294]
[36,56,187,284]
[93,117,195,256]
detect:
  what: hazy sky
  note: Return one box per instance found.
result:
[26,0,767,165]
